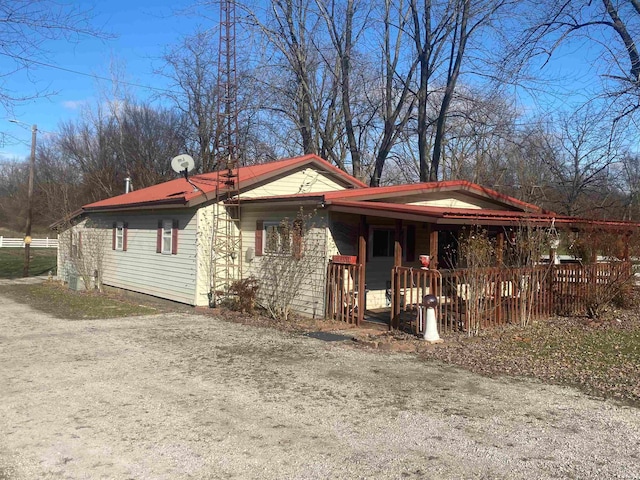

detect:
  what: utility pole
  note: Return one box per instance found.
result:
[9,119,38,277]
[23,124,37,277]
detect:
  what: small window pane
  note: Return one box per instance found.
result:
[265,225,279,253]
[116,223,124,250]
[372,229,394,257]
[162,220,172,254]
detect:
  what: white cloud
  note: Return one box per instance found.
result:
[62,100,86,110]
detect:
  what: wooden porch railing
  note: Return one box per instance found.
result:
[326,261,363,324]
[552,262,632,316]
[391,262,632,335]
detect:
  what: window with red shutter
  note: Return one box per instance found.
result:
[156,220,162,253]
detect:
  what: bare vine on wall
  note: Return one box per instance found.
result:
[257,208,325,321]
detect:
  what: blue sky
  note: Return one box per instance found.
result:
[0,0,624,160]
[1,0,200,159]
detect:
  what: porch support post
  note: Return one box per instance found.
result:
[357,216,367,325]
[623,231,630,262]
[496,231,504,324]
[623,231,632,277]
[429,227,438,270]
[392,219,403,330]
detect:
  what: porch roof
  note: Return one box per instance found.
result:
[321,181,547,213]
[323,199,639,230]
[240,193,639,230]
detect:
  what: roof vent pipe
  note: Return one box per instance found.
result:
[125,177,132,194]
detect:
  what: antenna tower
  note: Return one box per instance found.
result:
[211,0,242,305]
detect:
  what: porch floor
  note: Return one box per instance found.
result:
[361,308,425,334]
[362,308,389,330]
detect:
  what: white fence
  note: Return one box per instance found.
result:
[0,236,58,248]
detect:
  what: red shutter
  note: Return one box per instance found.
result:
[156,220,162,253]
[112,223,116,250]
[123,222,128,251]
[406,225,416,262]
[171,220,179,255]
[255,220,263,256]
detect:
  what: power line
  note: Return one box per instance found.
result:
[0,52,177,95]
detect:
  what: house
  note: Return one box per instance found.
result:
[55,154,637,323]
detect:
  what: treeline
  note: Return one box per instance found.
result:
[3,0,640,230]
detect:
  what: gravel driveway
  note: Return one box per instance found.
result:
[1,292,639,480]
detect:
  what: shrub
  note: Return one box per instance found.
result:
[227,277,260,314]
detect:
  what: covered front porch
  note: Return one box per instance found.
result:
[324,207,636,335]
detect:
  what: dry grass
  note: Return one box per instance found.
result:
[412,313,640,406]
[0,282,157,319]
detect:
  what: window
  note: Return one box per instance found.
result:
[115,222,124,251]
[369,226,412,259]
[157,219,178,255]
[258,219,304,258]
[292,218,304,260]
[264,221,290,254]
[112,222,128,251]
[162,220,172,254]
[70,231,82,258]
[372,228,394,257]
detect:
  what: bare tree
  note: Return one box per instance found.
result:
[540,107,621,217]
[0,1,107,116]
[618,153,640,220]
[55,99,187,204]
[315,0,372,179]
[409,0,512,181]
[369,0,418,186]
[157,30,220,172]
[516,0,640,121]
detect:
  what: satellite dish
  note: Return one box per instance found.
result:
[171,154,195,175]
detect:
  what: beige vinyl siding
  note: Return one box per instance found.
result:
[407,192,512,210]
[92,210,198,305]
[241,167,346,198]
[194,202,242,306]
[242,206,328,318]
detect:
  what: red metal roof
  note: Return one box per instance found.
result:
[324,199,639,228]
[322,180,547,213]
[83,154,367,211]
[76,153,638,229]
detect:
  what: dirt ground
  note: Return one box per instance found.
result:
[1,292,639,479]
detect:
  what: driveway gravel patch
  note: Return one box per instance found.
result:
[1,293,639,479]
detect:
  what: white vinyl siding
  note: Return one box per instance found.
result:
[93,210,198,305]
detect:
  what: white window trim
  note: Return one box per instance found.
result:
[115,222,124,251]
[161,219,173,254]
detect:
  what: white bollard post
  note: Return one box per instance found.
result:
[422,294,443,344]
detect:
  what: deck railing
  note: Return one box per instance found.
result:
[391,262,632,335]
